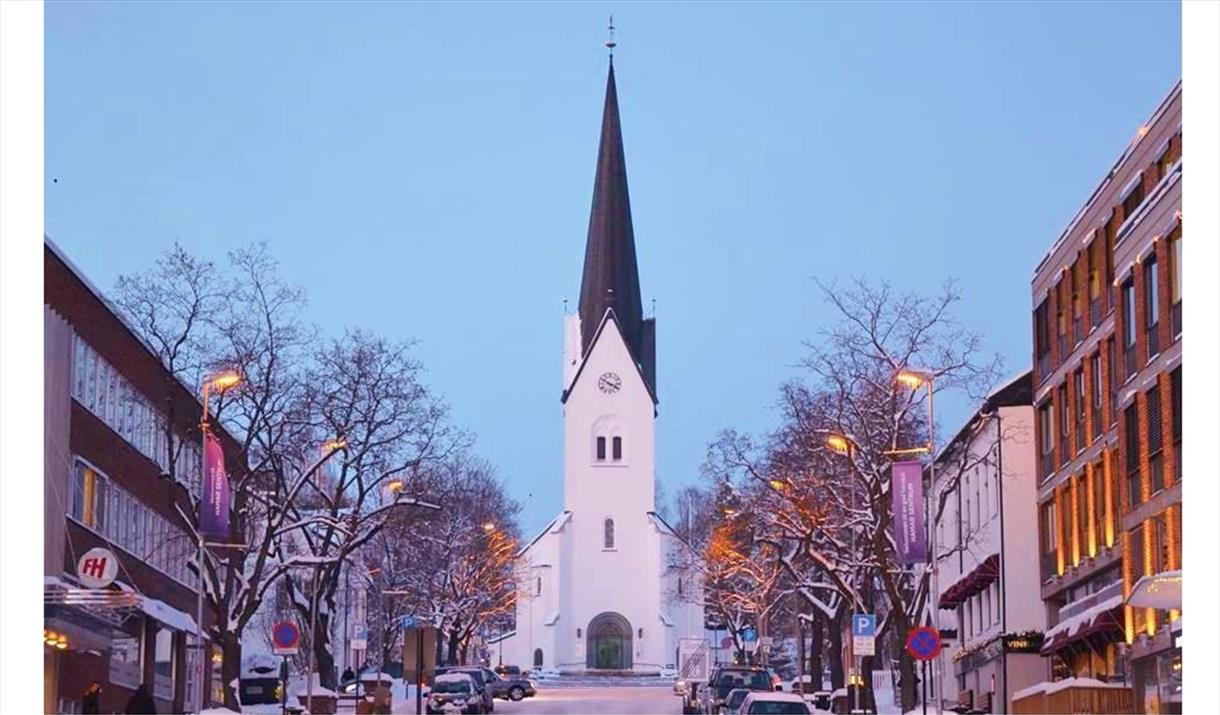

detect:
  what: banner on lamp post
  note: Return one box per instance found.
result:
[201,430,230,537]
[890,460,928,564]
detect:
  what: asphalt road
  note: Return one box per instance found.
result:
[492,685,679,714]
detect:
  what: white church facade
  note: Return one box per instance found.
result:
[497,58,704,674]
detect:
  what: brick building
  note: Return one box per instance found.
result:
[44,239,240,714]
[1024,81,1181,714]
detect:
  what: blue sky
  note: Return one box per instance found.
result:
[45,1,1181,536]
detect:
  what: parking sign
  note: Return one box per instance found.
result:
[852,614,876,657]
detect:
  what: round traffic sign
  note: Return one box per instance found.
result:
[272,621,300,651]
[905,626,942,661]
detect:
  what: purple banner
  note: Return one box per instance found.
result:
[201,431,230,537]
[890,460,928,564]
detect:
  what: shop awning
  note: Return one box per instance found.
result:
[938,554,1000,609]
[1126,570,1181,610]
[1040,594,1124,655]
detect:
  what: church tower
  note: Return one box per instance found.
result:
[503,50,703,675]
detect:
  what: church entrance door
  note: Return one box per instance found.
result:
[585,612,633,670]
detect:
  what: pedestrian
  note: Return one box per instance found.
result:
[82,681,102,714]
[124,683,157,714]
[342,666,356,685]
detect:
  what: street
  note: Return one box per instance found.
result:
[492,686,679,714]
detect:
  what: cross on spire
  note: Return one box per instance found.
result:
[606,15,616,56]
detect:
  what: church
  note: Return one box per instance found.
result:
[497,57,705,674]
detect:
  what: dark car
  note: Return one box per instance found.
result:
[493,665,521,677]
[475,667,536,701]
[702,667,779,713]
[434,666,495,712]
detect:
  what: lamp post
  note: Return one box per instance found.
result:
[895,368,941,714]
[823,432,864,714]
[195,370,242,714]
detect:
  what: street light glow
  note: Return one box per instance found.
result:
[895,370,926,389]
[323,438,348,451]
[387,480,405,493]
[825,434,851,455]
[206,370,243,391]
[483,522,497,533]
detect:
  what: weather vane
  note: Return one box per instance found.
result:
[606,14,616,55]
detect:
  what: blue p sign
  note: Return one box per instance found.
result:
[852,614,876,637]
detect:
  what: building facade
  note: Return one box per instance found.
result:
[44,240,238,714]
[932,371,1045,714]
[497,58,705,673]
[1025,81,1182,714]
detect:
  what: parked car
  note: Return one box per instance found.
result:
[427,673,482,714]
[719,687,751,714]
[434,666,495,712]
[737,692,813,715]
[474,666,536,701]
[493,665,522,677]
[683,666,777,714]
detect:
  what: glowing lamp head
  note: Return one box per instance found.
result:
[769,479,785,490]
[825,435,851,455]
[483,522,497,533]
[895,371,926,389]
[387,480,405,494]
[324,438,348,452]
[207,370,243,392]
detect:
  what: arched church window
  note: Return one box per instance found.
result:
[604,518,615,549]
[533,649,543,668]
[535,576,542,596]
[596,436,607,461]
[678,578,684,597]
[612,436,622,461]
[638,628,644,639]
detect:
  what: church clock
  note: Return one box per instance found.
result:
[597,372,622,394]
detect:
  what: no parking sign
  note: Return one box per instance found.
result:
[905,626,941,661]
[272,621,300,655]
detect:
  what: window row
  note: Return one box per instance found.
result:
[1123,366,1182,510]
[69,459,198,590]
[1036,337,1128,480]
[1039,460,1121,581]
[1033,134,1180,385]
[958,581,1001,643]
[72,334,202,493]
[1119,226,1182,374]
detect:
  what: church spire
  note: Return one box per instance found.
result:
[578,56,645,365]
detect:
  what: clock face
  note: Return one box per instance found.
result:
[597,372,622,394]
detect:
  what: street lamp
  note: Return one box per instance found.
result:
[821,431,864,714]
[195,369,244,714]
[483,521,497,533]
[895,366,942,714]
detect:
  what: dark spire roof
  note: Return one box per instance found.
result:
[578,59,646,367]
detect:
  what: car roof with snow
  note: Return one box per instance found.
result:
[740,691,811,705]
[435,672,475,684]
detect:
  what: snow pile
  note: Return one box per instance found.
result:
[201,708,241,714]
[141,595,200,635]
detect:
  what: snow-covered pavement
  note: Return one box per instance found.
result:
[491,686,679,714]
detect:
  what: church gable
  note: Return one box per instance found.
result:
[562,308,657,407]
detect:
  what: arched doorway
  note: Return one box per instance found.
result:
[585,612,632,670]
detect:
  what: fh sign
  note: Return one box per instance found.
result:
[77,547,119,589]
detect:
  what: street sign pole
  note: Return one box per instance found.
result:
[415,629,424,715]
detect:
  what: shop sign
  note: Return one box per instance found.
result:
[77,547,119,589]
[1003,633,1045,653]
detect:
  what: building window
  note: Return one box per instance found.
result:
[1169,228,1182,337]
[1122,279,1137,376]
[1144,255,1160,357]
[1171,367,1181,482]
[1035,300,1051,380]
[678,578,684,597]
[1040,501,1058,581]
[1130,523,1146,583]
[1074,369,1086,452]
[1091,354,1103,440]
[1076,474,1089,564]
[596,436,606,461]
[154,628,174,701]
[535,576,542,596]
[1122,174,1145,220]
[1146,388,1163,495]
[1151,513,1170,575]
[1125,405,1142,508]
[1088,239,1103,326]
[604,518,615,549]
[1156,140,1177,180]
[534,649,544,668]
[110,633,142,688]
[1056,283,1067,360]
[1038,402,1055,479]
[1107,339,1118,426]
[612,436,622,461]
[1092,462,1107,553]
[1058,386,1069,464]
